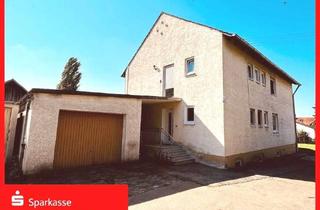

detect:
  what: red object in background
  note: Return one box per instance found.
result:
[0,0,5,187]
[0,185,128,209]
[0,1,128,209]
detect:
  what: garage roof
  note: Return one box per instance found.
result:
[29,88,181,101]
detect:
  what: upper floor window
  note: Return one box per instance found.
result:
[248,64,254,80]
[261,72,266,86]
[185,57,195,76]
[184,105,195,125]
[270,77,276,95]
[255,67,260,83]
[250,108,255,125]
[272,113,279,133]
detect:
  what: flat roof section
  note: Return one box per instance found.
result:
[29,88,181,101]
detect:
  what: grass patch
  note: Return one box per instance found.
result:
[298,143,315,151]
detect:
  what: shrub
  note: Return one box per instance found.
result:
[297,130,313,144]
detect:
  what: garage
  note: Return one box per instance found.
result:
[53,110,123,169]
[18,88,171,174]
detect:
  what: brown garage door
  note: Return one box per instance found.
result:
[53,110,123,169]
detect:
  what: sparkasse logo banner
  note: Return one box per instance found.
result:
[0,185,128,209]
[11,190,72,208]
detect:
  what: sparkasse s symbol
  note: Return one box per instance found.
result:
[11,190,24,206]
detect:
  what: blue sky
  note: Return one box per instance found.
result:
[5,0,314,116]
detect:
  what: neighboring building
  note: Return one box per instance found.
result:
[296,117,315,140]
[122,12,300,167]
[296,117,315,128]
[296,123,315,141]
[5,79,27,162]
[17,12,300,174]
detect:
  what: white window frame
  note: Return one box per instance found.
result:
[272,113,279,133]
[270,77,276,95]
[261,71,266,86]
[248,64,254,80]
[184,105,195,125]
[254,67,261,84]
[185,57,195,76]
[264,111,269,127]
[250,108,256,126]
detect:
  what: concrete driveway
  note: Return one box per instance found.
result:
[8,150,315,210]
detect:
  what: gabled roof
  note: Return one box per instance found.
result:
[121,12,300,85]
[5,79,28,93]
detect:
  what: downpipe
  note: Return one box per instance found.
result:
[292,84,301,153]
[18,98,31,173]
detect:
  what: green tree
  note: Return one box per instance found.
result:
[57,57,82,91]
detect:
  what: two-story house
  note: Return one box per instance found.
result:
[16,12,300,175]
[122,12,300,167]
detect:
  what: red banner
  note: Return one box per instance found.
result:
[0,185,128,209]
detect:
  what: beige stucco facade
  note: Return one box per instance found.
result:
[124,13,297,166]
[125,13,225,157]
[22,93,142,174]
[222,38,296,156]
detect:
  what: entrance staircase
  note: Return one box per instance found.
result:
[141,128,195,165]
[160,145,195,165]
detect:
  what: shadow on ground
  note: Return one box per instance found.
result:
[6,150,314,205]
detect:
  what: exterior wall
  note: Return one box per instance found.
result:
[224,143,296,168]
[5,103,19,162]
[126,14,225,156]
[22,93,142,174]
[222,37,296,157]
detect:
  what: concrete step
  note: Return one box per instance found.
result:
[161,147,185,152]
[158,144,195,165]
[165,151,188,156]
[172,159,195,165]
[171,156,194,162]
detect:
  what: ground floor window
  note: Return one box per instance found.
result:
[257,110,262,127]
[272,113,279,133]
[184,106,195,125]
[264,111,268,127]
[250,108,255,125]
